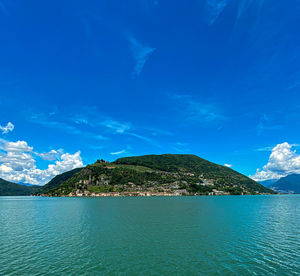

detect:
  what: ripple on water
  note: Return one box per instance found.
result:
[0,195,299,275]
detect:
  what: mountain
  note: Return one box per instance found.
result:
[259,179,278,188]
[270,174,300,194]
[0,178,39,196]
[18,183,37,187]
[34,168,83,195]
[39,154,275,196]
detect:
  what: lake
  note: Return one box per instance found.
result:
[0,195,299,275]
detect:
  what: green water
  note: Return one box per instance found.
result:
[0,195,299,275]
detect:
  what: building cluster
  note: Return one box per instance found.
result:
[66,189,189,197]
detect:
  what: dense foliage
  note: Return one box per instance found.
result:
[43,154,275,196]
[115,154,273,193]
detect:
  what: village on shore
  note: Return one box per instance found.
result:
[40,189,240,197]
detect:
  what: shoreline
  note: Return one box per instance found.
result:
[38,192,276,198]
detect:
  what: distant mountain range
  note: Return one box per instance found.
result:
[258,179,278,188]
[265,174,300,194]
[34,154,274,196]
[0,178,39,196]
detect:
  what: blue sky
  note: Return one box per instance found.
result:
[0,0,299,184]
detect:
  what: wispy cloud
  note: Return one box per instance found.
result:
[73,116,90,125]
[224,163,233,168]
[127,132,152,143]
[28,112,108,140]
[35,149,62,161]
[173,142,190,153]
[28,108,164,149]
[94,135,108,140]
[101,118,161,147]
[256,114,282,135]
[0,122,14,134]
[256,143,300,152]
[187,100,223,122]
[288,81,300,90]
[175,142,188,147]
[128,36,156,78]
[256,146,273,152]
[204,0,228,25]
[203,0,265,26]
[100,119,160,146]
[101,120,131,134]
[171,94,225,125]
[146,127,173,136]
[236,0,265,21]
[30,112,82,134]
[110,149,126,155]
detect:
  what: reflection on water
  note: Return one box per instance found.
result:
[0,195,299,275]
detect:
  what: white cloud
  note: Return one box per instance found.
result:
[224,163,233,168]
[0,164,13,173]
[128,36,156,78]
[39,151,83,177]
[0,122,14,134]
[0,151,35,171]
[4,140,33,152]
[251,142,300,181]
[110,149,126,155]
[0,140,83,185]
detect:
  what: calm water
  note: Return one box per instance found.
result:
[0,196,299,275]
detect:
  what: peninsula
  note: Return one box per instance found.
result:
[35,154,275,197]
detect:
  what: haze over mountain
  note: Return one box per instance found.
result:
[259,179,278,188]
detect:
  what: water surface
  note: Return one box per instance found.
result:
[0,195,299,275]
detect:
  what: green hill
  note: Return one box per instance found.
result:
[34,168,83,195]
[0,178,39,196]
[41,154,275,196]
